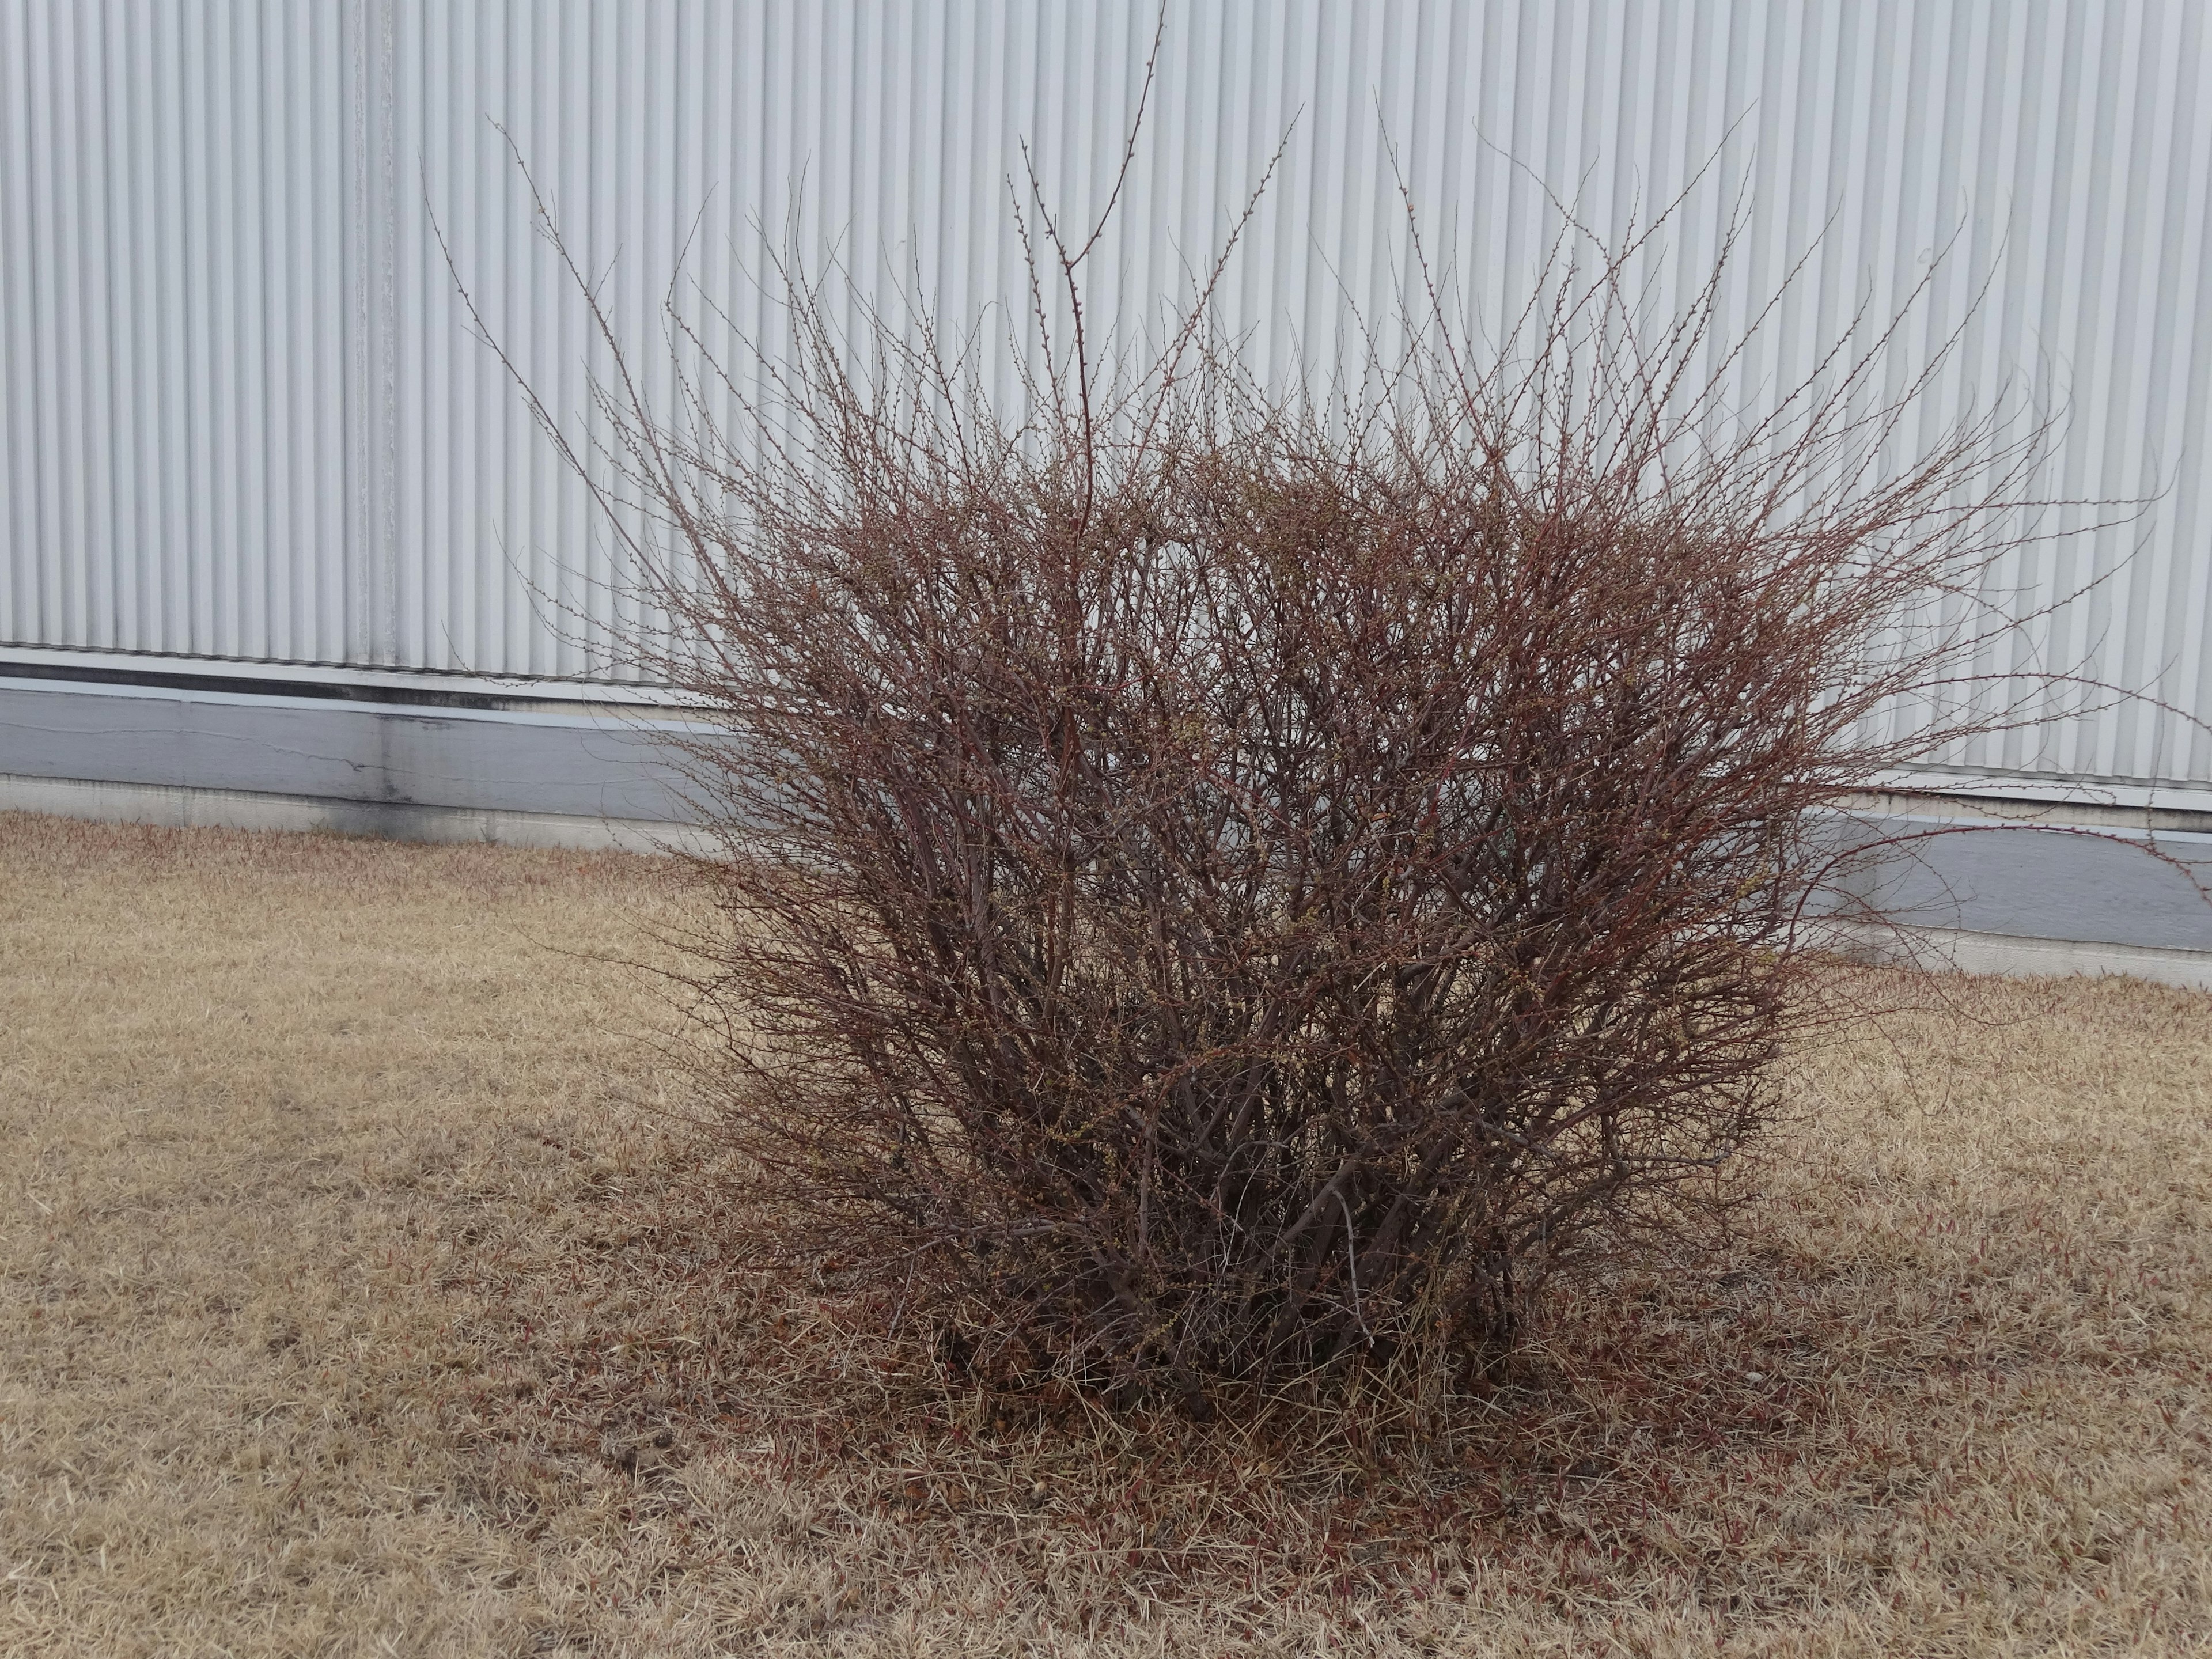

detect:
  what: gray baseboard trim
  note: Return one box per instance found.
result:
[0,672,711,824]
[1824,809,2212,955]
[0,771,713,855]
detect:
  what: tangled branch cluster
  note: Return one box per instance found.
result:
[490,151,2082,1403]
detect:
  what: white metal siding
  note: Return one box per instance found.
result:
[4,1,2210,786]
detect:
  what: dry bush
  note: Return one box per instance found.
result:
[470,140,2122,1405]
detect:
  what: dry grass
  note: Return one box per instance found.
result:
[3,812,2210,1656]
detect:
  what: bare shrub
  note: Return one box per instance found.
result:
[467,146,2111,1404]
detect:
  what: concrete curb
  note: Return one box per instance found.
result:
[1828,922,2212,992]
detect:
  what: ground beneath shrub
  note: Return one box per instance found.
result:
[2,812,2208,1656]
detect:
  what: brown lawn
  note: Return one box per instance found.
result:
[2,812,2209,1656]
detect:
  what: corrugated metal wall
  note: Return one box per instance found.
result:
[4,1,2211,787]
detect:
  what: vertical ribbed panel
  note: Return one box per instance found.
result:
[3,1,2210,783]
[1,1,354,666]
